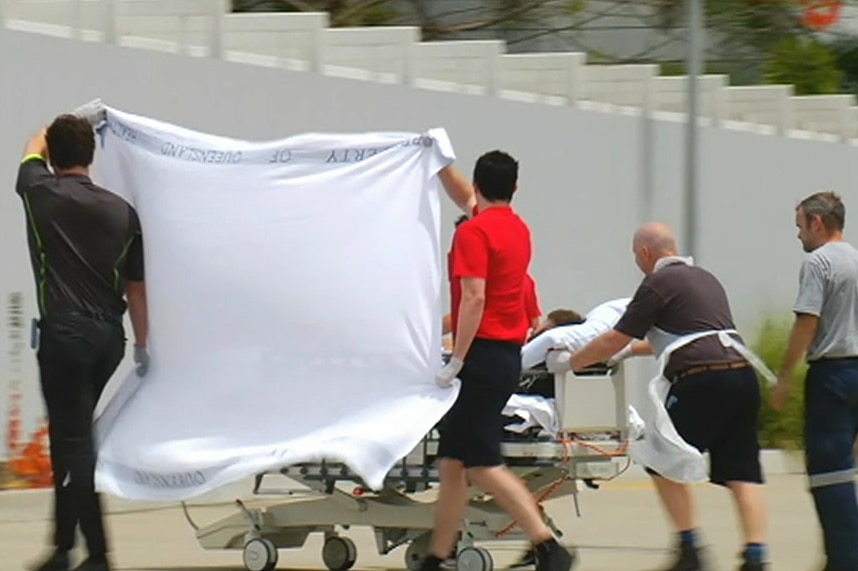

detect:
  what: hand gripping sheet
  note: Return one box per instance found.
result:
[91,106,460,502]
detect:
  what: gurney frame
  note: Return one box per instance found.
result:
[181,364,631,571]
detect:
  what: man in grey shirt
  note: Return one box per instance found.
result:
[774,191,858,571]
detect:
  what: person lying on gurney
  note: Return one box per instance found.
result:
[520,297,631,373]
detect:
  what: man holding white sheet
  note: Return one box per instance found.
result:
[16,102,149,571]
[425,153,575,571]
[567,223,768,571]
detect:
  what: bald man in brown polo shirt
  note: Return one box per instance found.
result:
[566,223,768,571]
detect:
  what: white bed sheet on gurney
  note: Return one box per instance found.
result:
[503,394,559,436]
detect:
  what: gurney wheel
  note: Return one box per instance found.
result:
[457,547,493,571]
[243,537,278,571]
[404,533,431,571]
[322,536,357,571]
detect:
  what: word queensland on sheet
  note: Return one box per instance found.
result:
[92,106,460,502]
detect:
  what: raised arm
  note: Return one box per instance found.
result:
[16,128,53,197]
[22,128,48,160]
[438,166,476,215]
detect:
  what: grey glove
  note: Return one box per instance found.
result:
[134,346,150,377]
[72,98,106,128]
[607,343,634,367]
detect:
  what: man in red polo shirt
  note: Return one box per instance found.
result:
[443,261,541,338]
[422,151,575,571]
[441,198,541,340]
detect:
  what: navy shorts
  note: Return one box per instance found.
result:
[437,338,522,468]
[647,366,763,486]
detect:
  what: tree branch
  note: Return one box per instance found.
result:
[421,0,552,36]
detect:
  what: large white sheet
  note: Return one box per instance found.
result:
[92,107,460,501]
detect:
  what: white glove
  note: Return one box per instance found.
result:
[545,350,572,374]
[436,356,463,388]
[607,343,634,367]
[72,98,106,128]
[134,346,150,377]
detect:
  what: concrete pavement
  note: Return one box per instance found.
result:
[0,470,828,571]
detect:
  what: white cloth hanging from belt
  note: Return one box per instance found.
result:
[627,257,777,484]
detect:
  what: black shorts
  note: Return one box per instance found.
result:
[647,366,763,486]
[437,338,522,468]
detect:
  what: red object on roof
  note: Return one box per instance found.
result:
[755,0,842,31]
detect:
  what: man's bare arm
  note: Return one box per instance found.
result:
[778,313,818,382]
[438,166,476,215]
[23,128,48,160]
[442,313,453,336]
[126,281,149,348]
[570,330,633,371]
[451,277,485,362]
[630,340,653,356]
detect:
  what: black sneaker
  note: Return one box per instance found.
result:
[738,562,767,571]
[72,558,110,571]
[534,539,576,571]
[28,551,70,571]
[510,547,536,569]
[661,545,706,571]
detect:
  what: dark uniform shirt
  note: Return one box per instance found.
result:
[15,155,144,319]
[614,261,744,378]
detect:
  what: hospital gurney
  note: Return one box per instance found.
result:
[181,361,631,571]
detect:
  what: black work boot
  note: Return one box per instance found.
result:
[661,544,707,571]
[534,538,576,571]
[28,550,70,571]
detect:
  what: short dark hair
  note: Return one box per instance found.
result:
[547,309,585,326]
[45,114,95,171]
[797,191,845,232]
[454,214,469,228]
[473,150,518,202]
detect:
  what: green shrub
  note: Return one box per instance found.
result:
[750,316,806,450]
[763,36,843,95]
[829,37,858,97]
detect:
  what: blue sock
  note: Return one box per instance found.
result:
[678,529,697,548]
[743,543,766,563]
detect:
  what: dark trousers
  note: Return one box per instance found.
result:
[37,311,125,557]
[804,359,858,571]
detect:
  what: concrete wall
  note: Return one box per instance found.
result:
[1,27,858,460]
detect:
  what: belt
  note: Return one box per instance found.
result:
[676,361,749,379]
[809,356,858,364]
[41,308,122,326]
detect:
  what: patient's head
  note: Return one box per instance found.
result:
[528,308,585,340]
[632,222,678,275]
[546,309,585,327]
